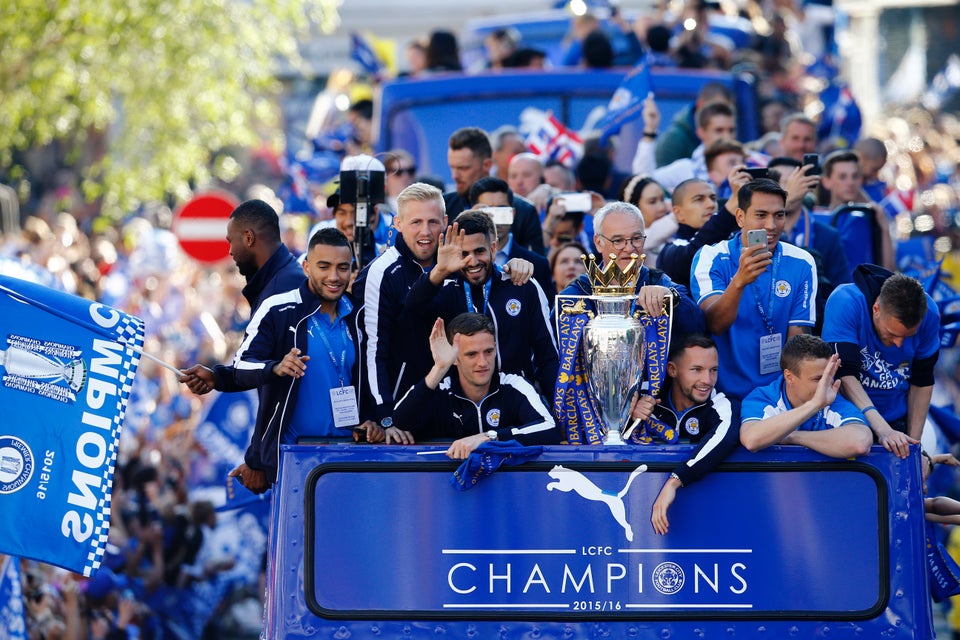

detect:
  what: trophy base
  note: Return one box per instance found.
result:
[602,430,626,446]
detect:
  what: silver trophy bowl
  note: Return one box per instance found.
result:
[582,296,646,445]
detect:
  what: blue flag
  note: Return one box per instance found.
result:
[818,83,862,148]
[594,63,652,143]
[0,276,144,576]
[0,556,26,640]
[351,32,385,77]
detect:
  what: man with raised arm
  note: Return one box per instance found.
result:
[404,210,558,396]
[822,268,940,459]
[739,334,873,458]
[394,313,560,459]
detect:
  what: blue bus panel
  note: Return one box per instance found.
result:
[266,445,932,639]
[375,69,759,182]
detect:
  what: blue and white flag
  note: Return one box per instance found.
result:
[593,63,652,144]
[0,556,26,640]
[0,275,144,576]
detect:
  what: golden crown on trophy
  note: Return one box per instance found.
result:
[581,253,643,295]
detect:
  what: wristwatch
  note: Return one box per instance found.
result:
[485,430,498,441]
[381,417,393,428]
[670,472,684,487]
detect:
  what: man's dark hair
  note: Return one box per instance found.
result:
[768,156,802,171]
[583,30,614,69]
[737,178,787,211]
[668,333,717,363]
[308,226,351,251]
[822,150,859,178]
[646,24,671,53]
[780,334,832,375]
[577,154,611,193]
[469,177,513,207]
[696,101,736,130]
[230,199,281,244]
[449,127,492,160]
[446,312,496,342]
[878,273,927,329]
[672,178,712,207]
[348,99,373,120]
[455,210,495,242]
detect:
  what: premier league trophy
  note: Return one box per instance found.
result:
[580,253,646,445]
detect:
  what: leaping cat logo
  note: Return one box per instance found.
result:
[546,464,648,541]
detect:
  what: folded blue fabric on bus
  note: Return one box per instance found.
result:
[451,440,544,491]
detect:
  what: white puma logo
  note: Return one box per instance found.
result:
[546,464,648,542]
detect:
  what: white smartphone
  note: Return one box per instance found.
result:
[560,192,592,213]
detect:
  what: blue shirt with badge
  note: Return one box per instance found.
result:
[741,377,867,431]
[285,296,356,442]
[691,235,818,400]
[822,282,940,423]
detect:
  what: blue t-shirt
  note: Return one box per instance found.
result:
[742,377,866,431]
[821,283,940,423]
[285,297,357,442]
[690,235,817,400]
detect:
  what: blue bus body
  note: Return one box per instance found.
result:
[374,68,759,182]
[265,444,933,639]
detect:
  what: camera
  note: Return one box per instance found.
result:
[743,167,770,180]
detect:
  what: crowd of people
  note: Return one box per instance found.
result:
[5,1,960,638]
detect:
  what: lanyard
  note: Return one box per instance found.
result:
[749,244,781,335]
[464,270,496,315]
[310,314,351,386]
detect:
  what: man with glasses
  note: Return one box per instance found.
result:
[559,201,704,342]
[690,179,818,401]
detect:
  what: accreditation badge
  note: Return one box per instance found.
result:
[759,333,783,376]
[330,385,360,429]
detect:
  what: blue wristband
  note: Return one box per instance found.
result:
[861,405,877,415]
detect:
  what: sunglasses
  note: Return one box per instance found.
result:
[391,166,417,176]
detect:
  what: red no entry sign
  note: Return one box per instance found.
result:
[172,192,239,264]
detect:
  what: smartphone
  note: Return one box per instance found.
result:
[743,167,770,180]
[803,153,821,176]
[560,192,592,213]
[481,206,514,226]
[746,229,767,251]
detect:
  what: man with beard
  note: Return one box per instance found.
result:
[404,210,558,396]
[227,228,382,493]
[180,199,305,394]
[627,334,739,535]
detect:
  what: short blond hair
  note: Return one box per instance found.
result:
[396,182,445,220]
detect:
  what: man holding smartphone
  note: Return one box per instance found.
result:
[690,179,819,401]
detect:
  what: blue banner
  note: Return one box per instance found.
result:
[306,462,881,614]
[0,275,143,576]
[0,556,26,640]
